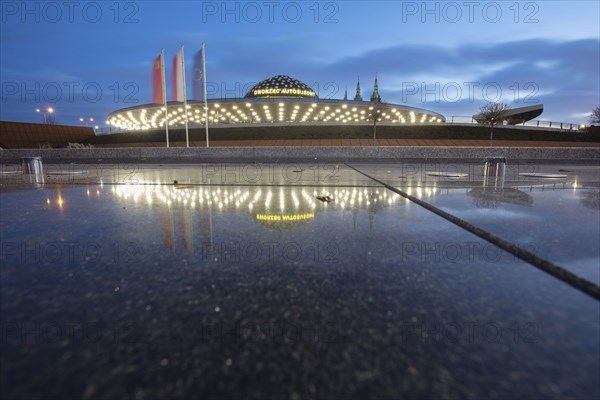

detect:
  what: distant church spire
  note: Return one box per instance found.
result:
[353,78,363,101]
[370,75,381,103]
[344,86,348,101]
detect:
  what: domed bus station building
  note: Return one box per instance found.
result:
[48,73,590,148]
[98,75,452,147]
[107,75,445,129]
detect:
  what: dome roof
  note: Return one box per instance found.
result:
[245,75,318,99]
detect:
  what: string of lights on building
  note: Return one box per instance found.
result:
[107,75,445,131]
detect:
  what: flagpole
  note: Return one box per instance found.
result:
[181,45,190,147]
[161,48,169,148]
[202,43,209,148]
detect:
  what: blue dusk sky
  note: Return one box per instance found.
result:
[1,0,599,126]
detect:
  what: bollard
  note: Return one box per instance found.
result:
[21,157,44,185]
[483,157,506,177]
[483,156,506,190]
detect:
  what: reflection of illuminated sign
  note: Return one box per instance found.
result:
[252,88,316,97]
[256,213,315,222]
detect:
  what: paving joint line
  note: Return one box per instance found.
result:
[345,163,600,301]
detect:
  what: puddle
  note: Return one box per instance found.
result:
[1,163,599,400]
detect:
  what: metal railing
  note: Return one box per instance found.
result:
[95,118,589,135]
[94,127,120,135]
[447,116,586,131]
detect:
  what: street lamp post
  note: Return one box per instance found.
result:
[79,117,94,127]
[36,107,54,124]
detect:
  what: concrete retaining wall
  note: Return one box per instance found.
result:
[1,146,598,164]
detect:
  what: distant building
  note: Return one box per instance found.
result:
[473,104,544,125]
[106,75,445,131]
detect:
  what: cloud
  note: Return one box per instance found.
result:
[1,34,598,124]
[312,38,598,122]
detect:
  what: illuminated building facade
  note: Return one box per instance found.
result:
[107,75,446,131]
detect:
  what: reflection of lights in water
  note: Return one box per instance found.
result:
[265,191,272,208]
[106,182,441,214]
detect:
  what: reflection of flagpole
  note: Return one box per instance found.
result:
[160,206,175,253]
[198,185,214,257]
[161,49,169,148]
[206,179,214,255]
[179,207,194,254]
[208,188,213,252]
[181,46,190,148]
[202,43,209,148]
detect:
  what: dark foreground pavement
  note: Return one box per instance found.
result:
[1,162,599,399]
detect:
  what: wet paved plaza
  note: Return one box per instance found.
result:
[1,161,599,399]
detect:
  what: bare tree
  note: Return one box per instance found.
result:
[366,102,385,146]
[590,106,600,124]
[476,102,511,146]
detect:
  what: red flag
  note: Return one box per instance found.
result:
[172,48,185,102]
[152,53,164,104]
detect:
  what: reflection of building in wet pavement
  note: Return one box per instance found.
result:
[102,181,594,252]
[467,188,533,209]
[39,179,590,255]
[109,184,441,253]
